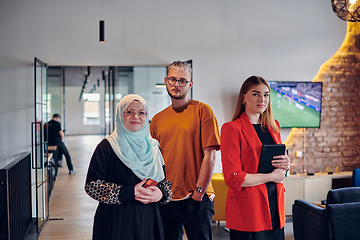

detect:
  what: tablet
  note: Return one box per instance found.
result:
[258,144,286,173]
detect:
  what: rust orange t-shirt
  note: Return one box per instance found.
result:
[150,100,220,200]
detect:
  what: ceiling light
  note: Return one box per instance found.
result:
[99,20,105,42]
[155,83,166,88]
[332,0,360,22]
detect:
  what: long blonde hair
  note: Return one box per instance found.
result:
[231,76,279,132]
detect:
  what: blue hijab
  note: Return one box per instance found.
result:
[106,94,165,182]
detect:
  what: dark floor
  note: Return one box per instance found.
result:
[211,221,231,240]
[207,217,293,240]
[30,219,294,240]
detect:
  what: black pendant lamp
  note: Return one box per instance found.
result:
[99,20,105,42]
[99,0,105,42]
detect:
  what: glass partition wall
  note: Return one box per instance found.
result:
[33,57,49,232]
[47,67,63,123]
[47,61,192,136]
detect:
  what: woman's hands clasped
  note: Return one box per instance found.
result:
[270,168,286,184]
[134,178,163,204]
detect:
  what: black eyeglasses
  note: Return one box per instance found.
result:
[166,77,191,87]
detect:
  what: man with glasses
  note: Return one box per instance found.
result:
[150,61,220,240]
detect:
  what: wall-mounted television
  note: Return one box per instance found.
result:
[268,81,323,128]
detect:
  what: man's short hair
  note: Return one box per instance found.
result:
[168,61,193,76]
[53,113,60,118]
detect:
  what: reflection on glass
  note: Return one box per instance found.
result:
[34,58,49,232]
[37,183,45,228]
[83,93,101,125]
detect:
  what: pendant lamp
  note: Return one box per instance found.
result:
[332,0,360,22]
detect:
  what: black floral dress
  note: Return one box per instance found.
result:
[85,139,172,240]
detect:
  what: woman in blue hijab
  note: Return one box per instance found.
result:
[85,94,172,240]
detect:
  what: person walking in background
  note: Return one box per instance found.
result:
[85,94,172,240]
[221,76,290,240]
[47,113,75,175]
[150,61,221,240]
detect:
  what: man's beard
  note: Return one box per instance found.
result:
[166,88,187,100]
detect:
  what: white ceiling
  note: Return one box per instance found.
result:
[0,0,348,127]
[0,0,346,68]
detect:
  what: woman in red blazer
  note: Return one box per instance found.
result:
[221,76,290,240]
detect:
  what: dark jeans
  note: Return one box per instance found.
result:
[230,228,284,240]
[55,141,73,171]
[159,195,214,240]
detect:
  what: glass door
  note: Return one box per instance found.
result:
[104,67,115,135]
[32,57,49,232]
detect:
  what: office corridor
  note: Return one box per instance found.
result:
[38,135,293,240]
[38,135,103,240]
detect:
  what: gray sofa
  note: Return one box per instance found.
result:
[292,187,360,240]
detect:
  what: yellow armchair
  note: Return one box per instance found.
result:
[211,173,229,223]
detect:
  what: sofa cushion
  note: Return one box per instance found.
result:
[326,187,360,204]
[327,202,360,240]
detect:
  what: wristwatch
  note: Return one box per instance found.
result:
[196,186,203,193]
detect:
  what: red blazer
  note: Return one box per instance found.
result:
[220,113,286,232]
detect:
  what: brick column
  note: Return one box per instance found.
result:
[284,22,360,173]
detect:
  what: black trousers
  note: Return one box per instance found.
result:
[229,227,284,240]
[55,141,73,171]
[159,195,214,240]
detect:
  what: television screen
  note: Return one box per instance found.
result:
[268,81,323,128]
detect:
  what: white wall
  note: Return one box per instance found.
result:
[65,85,107,135]
[2,1,346,124]
[0,60,36,216]
[0,0,347,170]
[0,62,34,163]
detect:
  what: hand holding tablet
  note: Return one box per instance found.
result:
[258,144,286,173]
